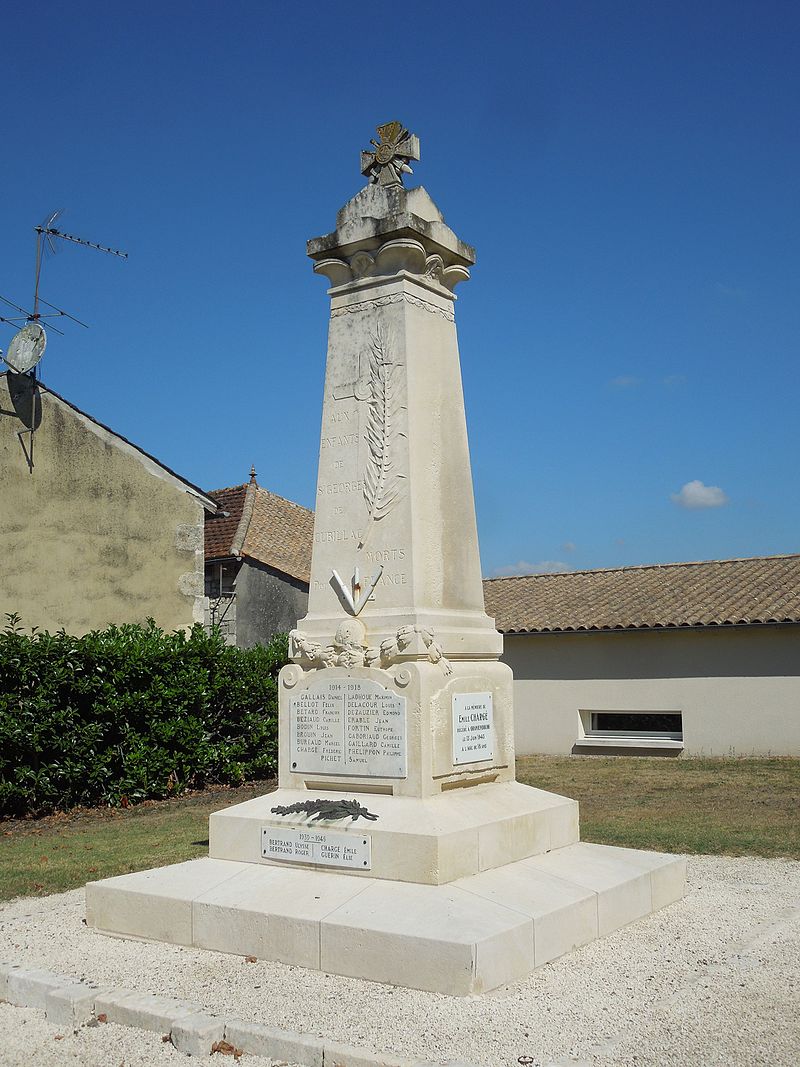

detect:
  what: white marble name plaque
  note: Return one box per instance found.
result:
[262,826,371,869]
[452,692,494,764]
[290,679,407,778]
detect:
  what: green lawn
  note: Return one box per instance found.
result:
[1,757,798,902]
[0,782,273,902]
[517,755,800,859]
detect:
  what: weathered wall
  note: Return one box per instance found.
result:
[503,625,800,757]
[0,374,206,634]
[235,559,308,647]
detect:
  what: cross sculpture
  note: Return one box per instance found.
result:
[361,121,420,187]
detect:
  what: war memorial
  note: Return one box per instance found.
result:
[86,123,686,995]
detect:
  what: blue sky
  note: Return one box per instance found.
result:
[2,1,798,577]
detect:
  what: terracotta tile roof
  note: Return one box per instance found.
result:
[483,555,800,634]
[205,485,248,560]
[204,478,313,583]
[240,487,314,583]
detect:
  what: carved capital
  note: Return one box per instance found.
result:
[313,236,470,294]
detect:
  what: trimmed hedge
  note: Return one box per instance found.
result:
[0,614,287,819]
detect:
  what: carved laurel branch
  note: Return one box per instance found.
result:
[330,292,455,322]
[359,325,406,550]
[271,799,379,823]
[289,625,452,676]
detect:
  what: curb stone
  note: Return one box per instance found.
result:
[7,966,70,1010]
[170,1010,226,1055]
[224,1019,325,1065]
[93,989,202,1032]
[0,962,482,1065]
[322,1040,420,1066]
[0,961,21,1000]
[44,982,101,1027]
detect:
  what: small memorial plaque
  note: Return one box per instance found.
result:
[261,826,371,869]
[452,692,494,764]
[290,678,406,778]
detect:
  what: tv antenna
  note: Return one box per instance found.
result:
[1,210,128,369]
[1,211,128,473]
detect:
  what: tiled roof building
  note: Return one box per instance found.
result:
[201,476,800,756]
[205,470,313,582]
[491,555,800,759]
[203,469,313,646]
[484,555,800,634]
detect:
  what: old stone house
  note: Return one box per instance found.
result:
[204,469,313,647]
[484,555,800,757]
[0,371,215,634]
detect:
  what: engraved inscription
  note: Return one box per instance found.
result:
[321,433,359,449]
[365,547,406,562]
[452,693,494,765]
[262,826,371,869]
[290,679,407,778]
[313,529,363,544]
[317,480,364,495]
[382,571,408,586]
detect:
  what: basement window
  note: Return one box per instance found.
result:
[577,710,684,751]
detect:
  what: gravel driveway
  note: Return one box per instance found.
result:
[0,855,798,1066]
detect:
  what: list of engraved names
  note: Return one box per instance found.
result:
[290,679,407,778]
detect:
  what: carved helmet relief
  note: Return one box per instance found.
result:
[289,623,452,675]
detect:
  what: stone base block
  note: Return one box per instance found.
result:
[209,781,579,885]
[86,843,686,996]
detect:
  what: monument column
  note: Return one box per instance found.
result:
[281,123,513,798]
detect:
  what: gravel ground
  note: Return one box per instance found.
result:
[0,855,798,1067]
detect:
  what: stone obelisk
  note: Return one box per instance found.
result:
[280,120,514,800]
[86,124,686,996]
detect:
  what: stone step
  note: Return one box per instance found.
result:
[86,842,686,996]
[208,781,579,885]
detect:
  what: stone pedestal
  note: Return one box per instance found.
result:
[86,126,686,994]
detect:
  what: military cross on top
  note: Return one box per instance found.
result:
[361,121,420,187]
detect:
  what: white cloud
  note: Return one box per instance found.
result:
[610,375,642,388]
[671,480,729,510]
[561,541,576,553]
[491,560,535,577]
[662,374,686,387]
[491,559,569,577]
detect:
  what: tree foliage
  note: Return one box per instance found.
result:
[0,614,286,818]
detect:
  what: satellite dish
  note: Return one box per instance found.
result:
[4,322,47,374]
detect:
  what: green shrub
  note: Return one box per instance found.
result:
[0,614,287,818]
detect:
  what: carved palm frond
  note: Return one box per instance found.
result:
[271,799,379,822]
[360,325,406,548]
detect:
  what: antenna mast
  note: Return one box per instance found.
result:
[31,210,128,321]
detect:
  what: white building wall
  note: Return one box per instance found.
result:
[503,625,800,757]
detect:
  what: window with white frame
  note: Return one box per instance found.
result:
[578,710,683,749]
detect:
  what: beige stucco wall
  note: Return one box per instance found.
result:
[503,625,800,757]
[0,374,207,635]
